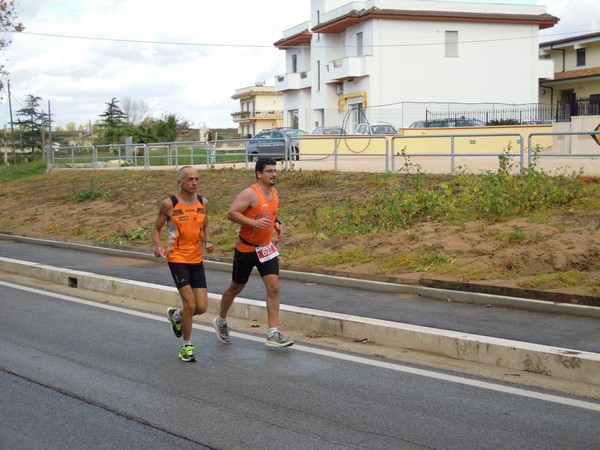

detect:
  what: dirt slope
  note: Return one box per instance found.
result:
[0,167,598,300]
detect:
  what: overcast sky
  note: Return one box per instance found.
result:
[1,0,598,130]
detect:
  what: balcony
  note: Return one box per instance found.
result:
[326,56,368,83]
[275,70,311,92]
[231,110,284,123]
[538,58,554,80]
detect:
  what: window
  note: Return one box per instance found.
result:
[357,32,363,57]
[347,102,364,133]
[288,109,299,129]
[577,48,586,67]
[445,31,458,57]
[317,60,321,91]
[292,54,297,73]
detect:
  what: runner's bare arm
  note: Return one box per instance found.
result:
[202,197,215,253]
[152,198,172,257]
[226,187,269,229]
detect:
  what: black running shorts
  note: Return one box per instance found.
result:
[231,249,279,285]
[168,261,207,289]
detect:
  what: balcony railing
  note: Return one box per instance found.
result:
[326,56,368,83]
[275,70,312,92]
[231,110,284,122]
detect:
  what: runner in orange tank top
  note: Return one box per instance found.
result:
[212,158,294,348]
[152,166,215,362]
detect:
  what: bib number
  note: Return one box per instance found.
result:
[256,242,279,262]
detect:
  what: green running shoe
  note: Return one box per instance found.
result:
[178,345,196,362]
[166,307,182,338]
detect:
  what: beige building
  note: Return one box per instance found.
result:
[231,83,284,138]
[539,31,600,117]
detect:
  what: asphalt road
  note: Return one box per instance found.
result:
[0,238,599,354]
[2,282,599,449]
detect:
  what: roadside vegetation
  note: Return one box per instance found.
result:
[1,154,599,295]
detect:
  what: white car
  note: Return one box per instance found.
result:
[355,122,398,135]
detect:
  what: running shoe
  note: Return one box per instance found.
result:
[213,317,232,344]
[166,307,182,338]
[178,345,196,362]
[266,331,294,348]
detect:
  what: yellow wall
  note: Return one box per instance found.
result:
[299,126,553,156]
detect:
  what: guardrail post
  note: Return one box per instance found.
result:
[385,137,389,172]
[144,144,149,169]
[450,136,455,174]
[519,133,525,174]
[92,145,98,168]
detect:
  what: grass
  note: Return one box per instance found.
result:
[309,248,377,266]
[0,160,47,183]
[519,271,587,289]
[377,249,454,273]
[76,180,107,202]
[104,225,153,246]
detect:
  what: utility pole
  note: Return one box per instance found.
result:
[7,80,15,164]
[48,100,52,164]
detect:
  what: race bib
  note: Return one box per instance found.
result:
[256,242,279,262]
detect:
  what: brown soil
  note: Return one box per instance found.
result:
[1,167,599,300]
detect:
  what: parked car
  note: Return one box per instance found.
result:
[409,118,486,128]
[355,122,399,135]
[311,126,347,135]
[246,128,307,162]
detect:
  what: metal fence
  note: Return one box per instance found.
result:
[422,98,600,127]
[47,129,600,176]
[425,105,558,126]
[50,140,248,170]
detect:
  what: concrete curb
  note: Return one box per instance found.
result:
[1,256,599,386]
[1,233,599,319]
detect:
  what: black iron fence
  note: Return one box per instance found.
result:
[425,104,558,126]
[558,96,600,117]
[424,98,599,127]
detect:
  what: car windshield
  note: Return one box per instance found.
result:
[323,127,344,134]
[283,129,307,138]
[371,125,396,134]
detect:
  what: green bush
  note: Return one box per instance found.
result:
[76,180,107,202]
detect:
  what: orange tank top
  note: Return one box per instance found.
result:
[166,194,206,263]
[237,184,278,252]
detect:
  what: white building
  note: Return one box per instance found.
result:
[274,0,558,131]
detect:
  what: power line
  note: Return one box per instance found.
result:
[13,27,600,49]
[17,31,275,48]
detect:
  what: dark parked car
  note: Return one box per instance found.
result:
[409,118,486,128]
[246,128,307,162]
[311,126,347,135]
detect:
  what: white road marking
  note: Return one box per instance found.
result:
[3,280,600,412]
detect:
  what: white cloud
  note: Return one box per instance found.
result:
[2,0,310,128]
[539,0,600,40]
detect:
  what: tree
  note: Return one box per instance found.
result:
[122,97,149,126]
[16,94,49,152]
[97,97,127,144]
[0,1,24,94]
[154,113,190,142]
